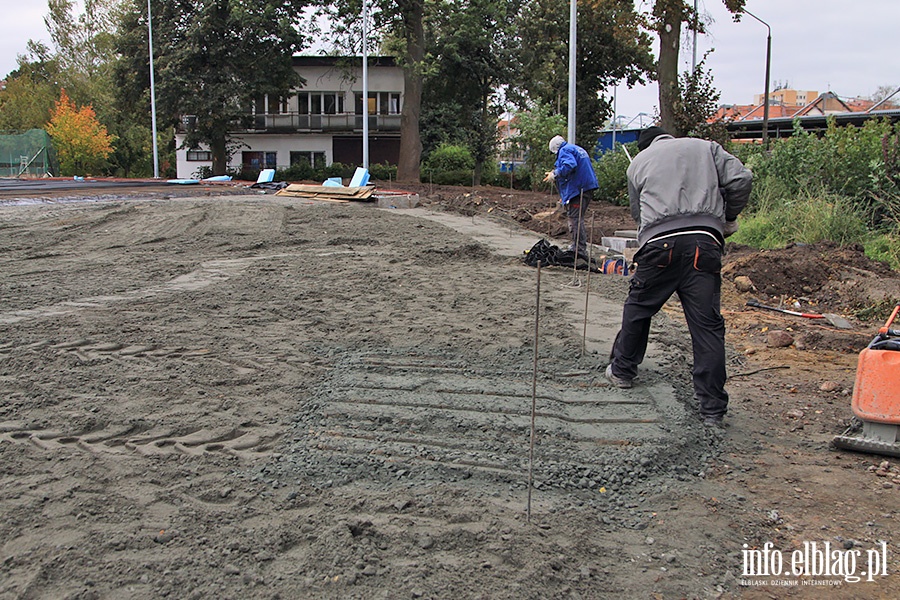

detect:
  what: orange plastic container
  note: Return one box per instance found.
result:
[851,306,900,424]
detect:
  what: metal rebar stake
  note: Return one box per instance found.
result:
[527,261,541,523]
[582,213,594,357]
[570,191,584,286]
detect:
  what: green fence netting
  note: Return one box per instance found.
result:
[0,129,59,177]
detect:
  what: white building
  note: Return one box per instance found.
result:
[174,56,404,179]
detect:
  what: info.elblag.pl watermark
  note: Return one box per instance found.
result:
[741,541,890,586]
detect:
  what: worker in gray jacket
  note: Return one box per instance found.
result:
[606,126,752,428]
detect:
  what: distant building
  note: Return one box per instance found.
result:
[754,88,818,107]
[497,114,524,172]
[174,56,404,179]
[719,87,900,141]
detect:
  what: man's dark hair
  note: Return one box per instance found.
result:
[637,126,669,151]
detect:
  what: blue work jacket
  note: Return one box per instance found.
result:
[554,142,598,204]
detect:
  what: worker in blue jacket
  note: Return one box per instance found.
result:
[543,135,599,256]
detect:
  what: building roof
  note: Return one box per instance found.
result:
[291,55,398,68]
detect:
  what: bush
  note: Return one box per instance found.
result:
[740,118,900,227]
[425,169,474,186]
[276,160,315,182]
[323,161,355,180]
[594,145,635,206]
[425,144,475,172]
[368,162,397,182]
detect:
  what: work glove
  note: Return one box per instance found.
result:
[542,170,556,183]
[724,219,739,238]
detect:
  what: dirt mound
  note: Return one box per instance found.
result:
[723,241,900,318]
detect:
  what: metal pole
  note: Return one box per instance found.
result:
[566,0,577,143]
[362,0,370,170]
[527,261,541,523]
[744,10,771,150]
[582,213,594,357]
[147,0,160,178]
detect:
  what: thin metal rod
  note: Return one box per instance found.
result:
[582,213,594,357]
[571,190,583,284]
[527,261,541,523]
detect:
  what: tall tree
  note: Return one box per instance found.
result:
[514,0,654,150]
[116,0,310,175]
[652,0,745,135]
[316,0,427,181]
[0,47,62,131]
[424,0,520,184]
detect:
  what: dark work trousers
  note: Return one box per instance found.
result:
[565,193,592,254]
[610,232,728,418]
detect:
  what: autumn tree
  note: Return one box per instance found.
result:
[46,89,115,175]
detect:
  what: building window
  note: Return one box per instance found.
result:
[187,150,212,161]
[249,95,290,115]
[290,151,326,170]
[355,92,401,115]
[242,151,277,170]
[297,92,345,115]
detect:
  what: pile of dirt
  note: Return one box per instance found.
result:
[723,241,900,319]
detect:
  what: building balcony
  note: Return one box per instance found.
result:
[178,113,402,135]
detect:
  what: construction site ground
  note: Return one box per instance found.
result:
[1,179,899,599]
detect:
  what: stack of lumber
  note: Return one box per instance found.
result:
[275,184,375,202]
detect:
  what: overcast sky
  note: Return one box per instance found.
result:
[2,0,898,125]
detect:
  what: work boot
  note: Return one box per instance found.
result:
[605,364,632,389]
[702,415,725,428]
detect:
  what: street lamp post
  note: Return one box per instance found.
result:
[744,9,771,149]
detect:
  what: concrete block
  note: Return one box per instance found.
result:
[602,236,640,252]
[376,192,420,209]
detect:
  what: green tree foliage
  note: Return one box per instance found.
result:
[513,0,654,149]
[423,0,518,185]
[116,0,310,175]
[511,102,566,191]
[0,51,61,131]
[315,0,426,182]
